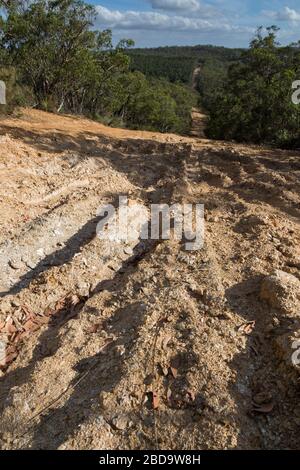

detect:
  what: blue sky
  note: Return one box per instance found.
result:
[87,1,300,47]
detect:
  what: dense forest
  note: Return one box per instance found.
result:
[129,54,197,84]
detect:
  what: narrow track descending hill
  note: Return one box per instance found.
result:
[190,107,208,139]
[0,109,300,450]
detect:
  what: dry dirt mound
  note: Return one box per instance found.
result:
[0,109,300,450]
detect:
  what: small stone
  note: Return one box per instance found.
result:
[76,282,90,297]
[260,270,300,317]
[25,260,36,269]
[112,415,128,431]
[99,391,113,410]
[36,248,45,258]
[108,263,121,272]
[9,259,23,270]
[0,298,12,314]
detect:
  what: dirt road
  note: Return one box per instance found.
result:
[190,107,207,138]
[0,109,300,449]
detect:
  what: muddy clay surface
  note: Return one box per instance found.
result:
[0,109,300,450]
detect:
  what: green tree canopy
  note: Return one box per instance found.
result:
[207,26,300,147]
[0,1,133,110]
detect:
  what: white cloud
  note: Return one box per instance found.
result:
[95,5,251,33]
[149,0,200,12]
[149,0,219,18]
[264,6,300,22]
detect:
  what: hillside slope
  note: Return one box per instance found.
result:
[0,109,300,450]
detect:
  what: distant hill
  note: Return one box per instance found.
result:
[127,45,244,110]
[128,44,244,59]
[127,45,244,85]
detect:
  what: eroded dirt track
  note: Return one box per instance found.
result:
[0,109,300,450]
